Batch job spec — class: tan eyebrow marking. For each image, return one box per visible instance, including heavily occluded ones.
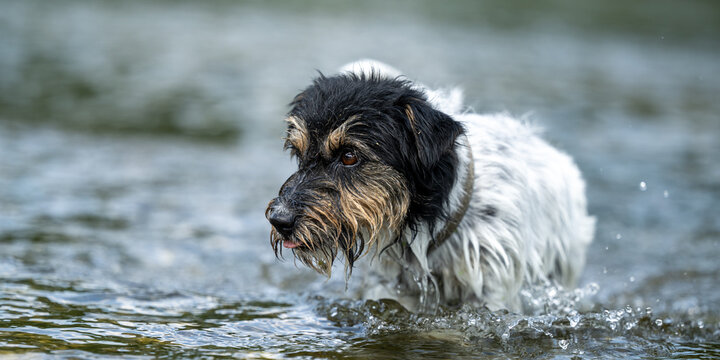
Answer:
[284,116,308,156]
[323,115,364,157]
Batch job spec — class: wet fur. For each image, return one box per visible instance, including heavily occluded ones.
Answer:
[267,60,595,312]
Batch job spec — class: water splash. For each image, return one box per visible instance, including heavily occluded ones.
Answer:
[313,283,719,358]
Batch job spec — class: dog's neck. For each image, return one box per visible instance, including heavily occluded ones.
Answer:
[427,134,474,255]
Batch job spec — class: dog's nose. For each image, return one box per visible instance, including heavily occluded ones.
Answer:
[268,206,296,236]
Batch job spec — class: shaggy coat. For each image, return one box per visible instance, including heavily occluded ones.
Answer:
[267,60,595,312]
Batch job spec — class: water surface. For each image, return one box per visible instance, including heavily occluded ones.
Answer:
[1,1,719,358]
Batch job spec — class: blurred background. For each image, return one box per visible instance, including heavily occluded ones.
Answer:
[1,0,719,358]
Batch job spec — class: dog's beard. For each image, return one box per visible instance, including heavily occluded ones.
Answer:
[269,164,410,278]
[269,203,345,276]
[271,227,358,278]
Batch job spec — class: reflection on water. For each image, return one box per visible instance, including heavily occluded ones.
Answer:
[1,0,719,358]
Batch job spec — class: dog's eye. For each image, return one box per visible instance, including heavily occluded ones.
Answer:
[340,151,358,166]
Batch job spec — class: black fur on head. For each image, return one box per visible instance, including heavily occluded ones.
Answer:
[266,71,464,277]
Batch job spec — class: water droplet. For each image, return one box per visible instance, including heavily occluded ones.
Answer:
[501,332,510,341]
[568,311,581,328]
[629,276,635,282]
[558,339,569,350]
[663,190,669,198]
[639,181,647,191]
[615,233,622,240]
[587,283,599,294]
[605,246,609,251]
[697,320,704,329]
[602,267,607,274]
[655,319,663,326]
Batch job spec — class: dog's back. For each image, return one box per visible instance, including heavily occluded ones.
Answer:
[453,112,595,310]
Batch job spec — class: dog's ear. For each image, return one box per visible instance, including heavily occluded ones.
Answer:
[398,97,464,169]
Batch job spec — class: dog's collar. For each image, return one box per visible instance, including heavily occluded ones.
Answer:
[427,136,475,255]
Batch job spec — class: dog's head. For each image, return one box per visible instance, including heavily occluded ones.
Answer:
[266,72,464,277]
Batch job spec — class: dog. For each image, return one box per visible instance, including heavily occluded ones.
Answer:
[266,60,595,312]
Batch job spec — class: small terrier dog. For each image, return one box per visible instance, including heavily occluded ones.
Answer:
[266,60,594,312]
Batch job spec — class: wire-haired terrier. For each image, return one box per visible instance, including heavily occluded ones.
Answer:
[266,60,595,312]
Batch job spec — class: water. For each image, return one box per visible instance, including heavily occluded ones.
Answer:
[1,0,719,358]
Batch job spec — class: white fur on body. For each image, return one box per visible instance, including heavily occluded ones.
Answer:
[343,60,595,312]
